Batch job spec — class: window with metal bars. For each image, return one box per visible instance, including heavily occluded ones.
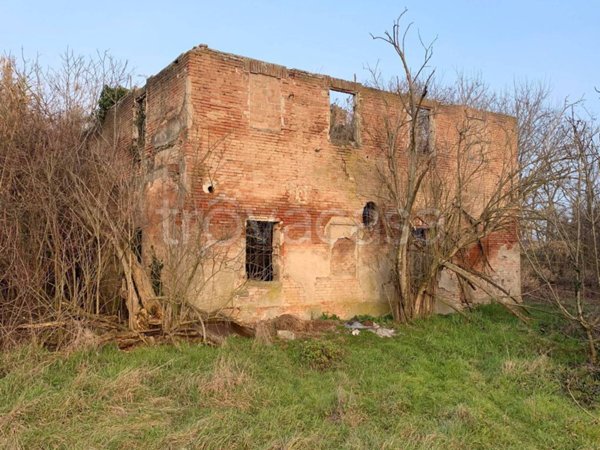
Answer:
[245,220,276,281]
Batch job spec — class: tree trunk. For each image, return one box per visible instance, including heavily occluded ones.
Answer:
[113,240,162,331]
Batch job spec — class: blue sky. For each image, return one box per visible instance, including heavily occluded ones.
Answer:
[2,0,598,114]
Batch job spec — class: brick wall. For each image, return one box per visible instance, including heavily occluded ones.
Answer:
[104,46,520,322]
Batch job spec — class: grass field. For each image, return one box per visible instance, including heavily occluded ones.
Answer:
[0,305,598,449]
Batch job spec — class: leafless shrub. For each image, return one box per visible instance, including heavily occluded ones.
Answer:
[368,11,527,322]
[0,52,243,349]
[0,53,132,347]
[520,110,600,363]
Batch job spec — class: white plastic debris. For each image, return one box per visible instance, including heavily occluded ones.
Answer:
[344,321,370,330]
[345,319,396,338]
[373,328,395,338]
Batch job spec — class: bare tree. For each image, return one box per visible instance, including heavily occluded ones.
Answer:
[521,110,600,363]
[0,53,132,346]
[0,53,246,349]
[369,12,530,322]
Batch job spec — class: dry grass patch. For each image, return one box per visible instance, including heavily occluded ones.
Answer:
[188,355,255,409]
[502,354,551,376]
[327,385,365,427]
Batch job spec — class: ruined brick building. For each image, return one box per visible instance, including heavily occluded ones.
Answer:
[102,46,520,322]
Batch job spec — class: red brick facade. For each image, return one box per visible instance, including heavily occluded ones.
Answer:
[102,46,520,321]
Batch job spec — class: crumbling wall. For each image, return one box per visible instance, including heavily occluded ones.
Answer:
[181,47,519,321]
[107,46,520,321]
[140,54,190,263]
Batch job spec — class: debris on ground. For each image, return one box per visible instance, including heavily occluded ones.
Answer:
[257,314,395,340]
[250,314,339,342]
[373,327,395,338]
[276,330,296,340]
[344,319,396,338]
[345,321,370,330]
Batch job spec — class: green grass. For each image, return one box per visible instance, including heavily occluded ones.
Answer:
[1,305,598,449]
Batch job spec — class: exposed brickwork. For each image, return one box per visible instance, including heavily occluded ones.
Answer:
[103,46,520,321]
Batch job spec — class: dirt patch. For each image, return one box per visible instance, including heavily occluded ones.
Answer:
[273,314,307,332]
[252,315,339,341]
[306,320,338,333]
[203,320,255,338]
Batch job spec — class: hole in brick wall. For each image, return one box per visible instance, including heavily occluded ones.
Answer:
[246,220,276,281]
[329,90,356,144]
[203,181,215,194]
[409,227,434,293]
[362,201,378,227]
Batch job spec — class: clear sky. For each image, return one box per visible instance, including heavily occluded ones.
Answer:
[2,0,598,114]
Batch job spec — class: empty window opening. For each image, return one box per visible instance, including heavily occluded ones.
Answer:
[246,220,276,281]
[416,107,431,153]
[149,249,164,297]
[412,227,428,243]
[132,228,143,263]
[362,201,378,227]
[132,94,146,163]
[329,90,356,144]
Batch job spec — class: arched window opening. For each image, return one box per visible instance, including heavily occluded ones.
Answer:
[362,201,378,227]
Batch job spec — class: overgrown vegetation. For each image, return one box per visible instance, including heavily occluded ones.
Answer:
[0,53,239,349]
[295,339,345,370]
[96,84,129,121]
[368,13,528,323]
[0,305,597,449]
[0,11,597,371]
[0,53,136,348]
[367,11,599,363]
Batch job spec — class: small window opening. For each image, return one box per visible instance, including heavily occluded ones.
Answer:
[412,227,428,243]
[329,90,356,144]
[416,107,431,153]
[362,201,378,227]
[149,247,163,297]
[132,228,143,263]
[133,94,146,162]
[245,220,276,281]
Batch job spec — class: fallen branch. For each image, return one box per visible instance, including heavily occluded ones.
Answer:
[16,321,68,330]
